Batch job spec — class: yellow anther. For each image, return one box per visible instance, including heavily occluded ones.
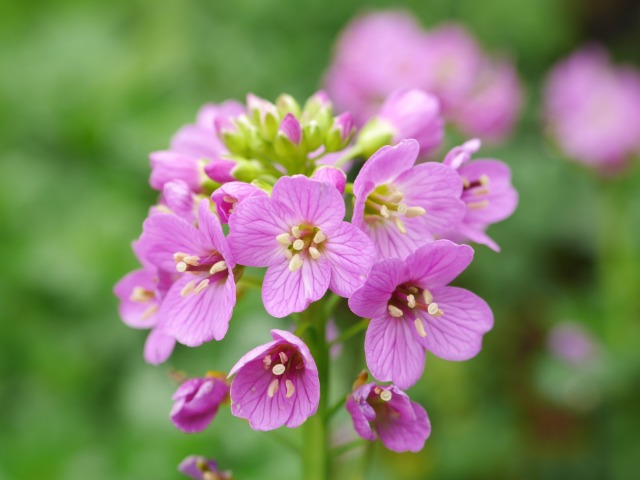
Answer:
[267,379,279,398]
[288,254,303,272]
[276,233,292,245]
[422,289,433,304]
[405,206,426,217]
[461,177,471,189]
[388,191,404,203]
[467,200,490,209]
[479,174,490,186]
[129,286,154,303]
[292,239,305,250]
[140,304,158,321]
[388,305,403,318]
[285,379,295,398]
[263,355,272,368]
[407,294,416,308]
[183,255,200,266]
[222,194,236,203]
[414,318,427,338]
[279,351,288,363]
[194,279,210,294]
[313,231,326,244]
[373,387,382,395]
[309,246,321,260]
[209,260,227,275]
[180,280,197,297]
[473,187,490,196]
[291,226,301,238]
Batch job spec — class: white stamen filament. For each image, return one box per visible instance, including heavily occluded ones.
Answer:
[267,379,279,398]
[313,231,326,244]
[176,261,187,273]
[272,364,286,376]
[414,318,427,338]
[276,233,292,245]
[427,302,439,315]
[309,246,321,260]
[285,380,295,398]
[388,305,403,318]
[394,217,406,234]
[291,226,301,238]
[292,239,305,250]
[407,294,416,308]
[279,351,288,363]
[467,200,490,209]
[380,205,390,218]
[180,280,197,297]
[422,289,433,304]
[380,390,393,402]
[194,279,210,294]
[209,260,227,275]
[404,206,426,217]
[288,254,303,272]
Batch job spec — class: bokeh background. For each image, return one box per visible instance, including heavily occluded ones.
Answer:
[1,0,639,479]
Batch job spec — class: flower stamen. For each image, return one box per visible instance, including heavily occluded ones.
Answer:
[267,379,279,398]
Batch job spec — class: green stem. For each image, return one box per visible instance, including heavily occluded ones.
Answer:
[326,396,347,421]
[300,301,330,480]
[331,439,366,458]
[331,318,370,346]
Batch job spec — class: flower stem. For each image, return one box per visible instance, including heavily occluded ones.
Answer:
[330,318,370,346]
[300,301,330,480]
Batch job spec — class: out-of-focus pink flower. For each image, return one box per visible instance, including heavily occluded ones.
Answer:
[544,47,640,173]
[548,322,600,366]
[171,375,230,433]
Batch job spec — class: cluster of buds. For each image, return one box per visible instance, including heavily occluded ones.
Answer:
[115,87,517,476]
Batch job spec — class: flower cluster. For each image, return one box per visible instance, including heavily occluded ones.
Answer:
[114,87,517,473]
[324,10,523,143]
[543,46,640,174]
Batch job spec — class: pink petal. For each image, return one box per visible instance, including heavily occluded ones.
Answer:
[262,257,331,318]
[405,240,474,288]
[362,217,435,260]
[285,370,320,428]
[376,399,431,452]
[324,223,376,297]
[271,176,345,231]
[113,269,158,329]
[417,286,493,361]
[365,316,426,389]
[348,257,406,319]
[196,200,235,267]
[143,328,176,365]
[354,140,420,190]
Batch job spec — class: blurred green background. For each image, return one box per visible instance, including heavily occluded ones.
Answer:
[1,0,639,478]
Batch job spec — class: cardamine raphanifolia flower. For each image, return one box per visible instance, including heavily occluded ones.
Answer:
[547,322,600,366]
[139,199,236,346]
[356,88,444,157]
[150,101,244,192]
[443,139,518,252]
[171,375,230,433]
[346,382,431,452]
[324,10,522,142]
[210,181,267,224]
[227,175,375,317]
[349,240,493,388]
[179,455,232,480]
[229,330,319,430]
[352,139,465,260]
[543,46,640,173]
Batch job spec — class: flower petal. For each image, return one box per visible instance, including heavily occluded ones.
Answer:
[196,199,235,267]
[376,398,431,452]
[354,140,419,191]
[405,240,474,288]
[143,328,176,365]
[348,257,406,319]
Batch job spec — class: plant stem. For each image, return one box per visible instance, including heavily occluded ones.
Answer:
[331,318,370,346]
[300,301,330,480]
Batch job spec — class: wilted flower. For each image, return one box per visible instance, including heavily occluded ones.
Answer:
[229,330,319,430]
[346,382,431,452]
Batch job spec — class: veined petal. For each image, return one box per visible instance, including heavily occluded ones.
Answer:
[348,257,406,319]
[196,199,235,268]
[354,140,419,190]
[375,398,431,452]
[365,316,426,389]
[285,369,320,428]
[262,257,331,318]
[324,222,376,297]
[363,218,434,260]
[271,329,317,372]
[113,269,159,329]
[228,339,279,377]
[405,240,474,288]
[456,223,501,252]
[271,176,345,230]
[161,274,236,346]
[346,396,377,441]
[227,196,295,267]
[143,328,176,365]
[417,286,493,360]
[149,151,201,193]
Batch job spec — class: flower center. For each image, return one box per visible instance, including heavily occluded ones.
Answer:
[128,286,158,321]
[386,283,444,338]
[461,174,491,210]
[275,224,326,272]
[173,251,228,297]
[262,346,304,399]
[363,184,425,233]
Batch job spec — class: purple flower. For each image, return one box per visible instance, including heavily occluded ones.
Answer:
[229,329,320,430]
[443,139,518,251]
[178,455,231,480]
[227,175,375,317]
[311,166,347,194]
[548,322,600,366]
[346,382,431,452]
[139,199,236,346]
[376,88,444,157]
[171,375,230,433]
[211,181,268,224]
[349,240,493,388]
[352,139,465,260]
[544,46,640,173]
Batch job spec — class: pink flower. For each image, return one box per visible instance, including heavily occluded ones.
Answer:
[311,166,347,194]
[352,139,465,260]
[349,240,493,388]
[543,46,640,173]
[229,330,320,430]
[376,88,444,157]
[139,199,236,346]
[443,139,518,251]
[149,102,244,192]
[171,375,230,433]
[178,455,231,480]
[548,322,600,366]
[210,181,268,224]
[227,175,375,317]
[346,382,431,452]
